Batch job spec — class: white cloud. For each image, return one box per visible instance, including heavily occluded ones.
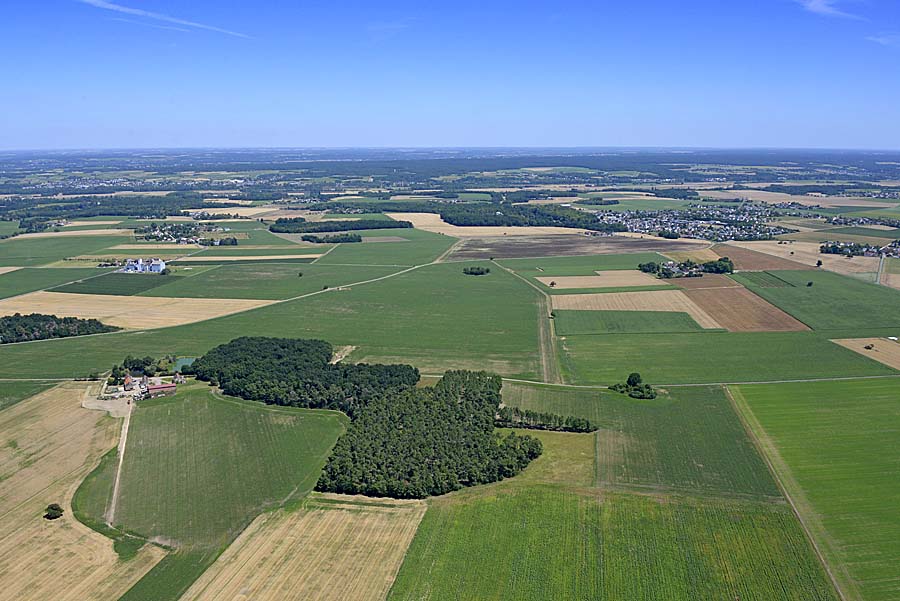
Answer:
[79,0,249,38]
[796,0,864,20]
[109,17,190,34]
[866,33,900,47]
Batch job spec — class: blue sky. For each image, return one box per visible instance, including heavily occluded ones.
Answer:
[1,0,898,149]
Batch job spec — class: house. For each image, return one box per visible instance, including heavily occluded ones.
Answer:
[123,258,166,274]
[123,374,134,391]
[146,383,177,398]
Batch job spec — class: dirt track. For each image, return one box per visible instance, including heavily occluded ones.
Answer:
[0,382,163,601]
[181,494,426,601]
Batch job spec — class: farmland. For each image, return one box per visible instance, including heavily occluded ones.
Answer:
[553,309,705,335]
[0,267,110,299]
[732,379,900,601]
[76,384,347,600]
[0,235,132,267]
[53,273,182,296]
[551,290,723,329]
[0,380,55,411]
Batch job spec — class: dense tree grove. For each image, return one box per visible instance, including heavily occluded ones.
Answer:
[300,233,363,243]
[495,406,597,433]
[638,257,734,278]
[0,313,118,344]
[610,372,657,399]
[0,192,232,223]
[462,266,490,275]
[316,371,543,498]
[185,337,419,417]
[269,218,412,234]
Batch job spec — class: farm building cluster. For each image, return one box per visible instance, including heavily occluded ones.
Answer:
[121,257,166,273]
[102,373,185,402]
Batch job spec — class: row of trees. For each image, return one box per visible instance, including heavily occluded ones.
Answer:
[0,313,118,344]
[185,337,420,417]
[495,406,597,433]
[269,218,412,234]
[300,233,362,243]
[462,266,490,276]
[316,371,543,498]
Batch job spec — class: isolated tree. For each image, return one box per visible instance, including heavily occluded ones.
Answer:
[626,372,643,387]
[816,259,823,267]
[298,271,303,277]
[807,281,814,287]
[43,503,63,520]
[549,281,557,288]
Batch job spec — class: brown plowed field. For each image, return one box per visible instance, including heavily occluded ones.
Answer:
[551,290,722,329]
[682,288,809,332]
[181,494,426,601]
[671,274,743,289]
[0,382,164,601]
[831,338,900,370]
[713,244,810,271]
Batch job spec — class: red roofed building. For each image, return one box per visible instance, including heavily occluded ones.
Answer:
[146,383,177,398]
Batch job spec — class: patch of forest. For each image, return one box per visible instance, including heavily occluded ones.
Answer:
[269,218,412,234]
[0,312,119,344]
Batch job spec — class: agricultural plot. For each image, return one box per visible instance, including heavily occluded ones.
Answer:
[12,228,134,239]
[451,234,706,260]
[0,291,275,330]
[831,338,900,370]
[727,241,880,276]
[559,331,896,385]
[553,310,705,335]
[386,211,587,237]
[0,261,543,379]
[551,290,722,329]
[0,266,108,299]
[181,494,426,601]
[732,379,900,601]
[0,380,54,411]
[501,253,669,275]
[730,270,794,288]
[0,234,131,267]
[388,486,836,601]
[52,273,181,296]
[738,270,900,330]
[682,287,809,332]
[536,271,664,289]
[712,243,809,271]
[314,228,457,266]
[172,254,321,263]
[827,226,900,239]
[77,385,347,601]
[502,383,779,497]
[669,273,742,289]
[0,382,164,601]
[140,263,402,300]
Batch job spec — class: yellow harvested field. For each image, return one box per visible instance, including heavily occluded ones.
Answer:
[727,240,880,275]
[613,231,709,245]
[11,229,134,239]
[536,271,665,289]
[110,244,201,250]
[0,291,274,329]
[0,382,164,601]
[181,494,426,601]
[386,212,587,237]
[0,267,22,276]
[175,254,322,262]
[702,189,894,208]
[663,248,722,263]
[831,338,900,370]
[62,220,123,227]
[184,206,277,217]
[551,290,722,329]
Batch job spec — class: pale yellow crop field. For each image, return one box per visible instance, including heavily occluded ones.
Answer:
[0,291,274,329]
[0,382,164,601]
[181,494,426,601]
[536,271,665,289]
[727,240,880,275]
[831,338,900,370]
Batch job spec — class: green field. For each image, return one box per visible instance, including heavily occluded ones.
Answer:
[52,272,180,295]
[739,270,900,330]
[388,486,836,601]
[0,261,542,378]
[188,244,327,257]
[0,266,110,299]
[0,234,131,266]
[76,384,347,601]
[138,262,402,299]
[0,380,54,411]
[575,198,692,211]
[732,379,900,601]
[730,270,795,288]
[554,309,705,335]
[315,228,457,266]
[500,252,667,276]
[503,383,778,497]
[559,331,896,385]
[826,226,900,239]
[0,221,20,237]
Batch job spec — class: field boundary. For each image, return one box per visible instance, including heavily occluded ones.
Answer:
[105,401,132,526]
[726,385,856,601]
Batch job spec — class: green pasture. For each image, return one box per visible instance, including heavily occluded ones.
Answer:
[0,380,54,412]
[315,228,457,266]
[52,272,179,296]
[502,383,778,497]
[827,226,900,239]
[732,378,900,601]
[559,331,896,385]
[729,271,795,288]
[553,310,705,335]
[499,252,666,278]
[0,221,20,237]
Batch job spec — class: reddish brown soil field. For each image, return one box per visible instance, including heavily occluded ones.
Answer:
[682,287,809,332]
[713,244,810,271]
[671,274,743,289]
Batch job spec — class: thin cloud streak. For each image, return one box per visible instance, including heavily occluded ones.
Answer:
[79,0,249,38]
[109,17,190,34]
[867,33,900,47]
[796,0,865,20]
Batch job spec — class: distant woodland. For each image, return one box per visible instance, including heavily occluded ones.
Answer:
[0,313,119,344]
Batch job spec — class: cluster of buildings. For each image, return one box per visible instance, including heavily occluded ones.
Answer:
[588,204,794,241]
[103,373,185,402]
[820,240,900,259]
[122,258,166,273]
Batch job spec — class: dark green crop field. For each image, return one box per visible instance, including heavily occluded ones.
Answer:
[732,379,900,601]
[554,309,705,335]
[388,487,836,601]
[0,235,131,267]
[503,382,778,497]
[52,272,180,295]
[0,266,110,299]
[740,270,900,330]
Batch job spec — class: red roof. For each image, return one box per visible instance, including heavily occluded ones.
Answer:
[147,383,177,391]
